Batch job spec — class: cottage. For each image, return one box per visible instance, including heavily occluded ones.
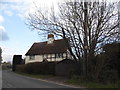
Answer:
[25,34,72,64]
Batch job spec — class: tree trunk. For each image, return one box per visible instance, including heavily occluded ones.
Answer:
[83,2,88,78]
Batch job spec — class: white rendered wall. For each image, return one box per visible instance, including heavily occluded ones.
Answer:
[25,55,43,64]
[25,51,72,64]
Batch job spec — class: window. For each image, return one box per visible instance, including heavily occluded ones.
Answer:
[55,53,63,58]
[29,55,35,60]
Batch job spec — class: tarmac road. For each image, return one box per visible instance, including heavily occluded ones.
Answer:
[0,66,2,89]
[2,70,86,90]
[2,70,72,88]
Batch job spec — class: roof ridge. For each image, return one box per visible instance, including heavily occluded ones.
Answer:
[33,38,64,44]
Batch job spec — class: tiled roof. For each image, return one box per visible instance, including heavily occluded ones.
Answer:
[25,39,68,55]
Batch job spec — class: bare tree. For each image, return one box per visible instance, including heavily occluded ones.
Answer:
[26,0,119,77]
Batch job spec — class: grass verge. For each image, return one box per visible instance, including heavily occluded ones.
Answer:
[65,78,119,88]
[15,71,54,79]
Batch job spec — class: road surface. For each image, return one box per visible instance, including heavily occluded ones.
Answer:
[0,66,2,89]
[2,70,79,89]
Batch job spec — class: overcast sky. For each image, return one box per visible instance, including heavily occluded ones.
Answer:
[0,0,118,63]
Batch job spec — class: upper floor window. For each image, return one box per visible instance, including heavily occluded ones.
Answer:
[29,55,35,60]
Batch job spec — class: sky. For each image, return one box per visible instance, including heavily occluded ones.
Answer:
[0,0,62,63]
[0,0,118,63]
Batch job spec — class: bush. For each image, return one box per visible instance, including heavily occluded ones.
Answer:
[16,62,56,75]
[98,69,118,84]
[16,64,26,72]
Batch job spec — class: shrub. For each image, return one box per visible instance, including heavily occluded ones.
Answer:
[98,69,118,84]
[16,64,26,72]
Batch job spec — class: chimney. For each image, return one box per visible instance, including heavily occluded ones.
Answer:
[48,34,54,39]
[47,34,54,44]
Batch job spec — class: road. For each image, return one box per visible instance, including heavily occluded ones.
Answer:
[0,66,2,89]
[2,70,80,89]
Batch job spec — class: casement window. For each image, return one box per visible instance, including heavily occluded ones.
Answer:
[60,53,63,58]
[55,53,63,58]
[47,54,52,59]
[29,55,35,60]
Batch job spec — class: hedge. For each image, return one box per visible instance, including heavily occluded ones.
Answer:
[16,62,56,75]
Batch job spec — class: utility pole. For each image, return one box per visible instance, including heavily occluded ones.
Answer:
[0,47,2,65]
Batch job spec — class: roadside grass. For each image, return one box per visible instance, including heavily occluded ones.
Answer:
[15,71,54,79]
[15,71,119,88]
[65,78,119,88]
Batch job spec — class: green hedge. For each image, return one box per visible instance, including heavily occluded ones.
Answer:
[16,62,55,75]
[98,69,119,84]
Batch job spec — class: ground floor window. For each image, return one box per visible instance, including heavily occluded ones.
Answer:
[29,55,35,60]
[55,53,63,58]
